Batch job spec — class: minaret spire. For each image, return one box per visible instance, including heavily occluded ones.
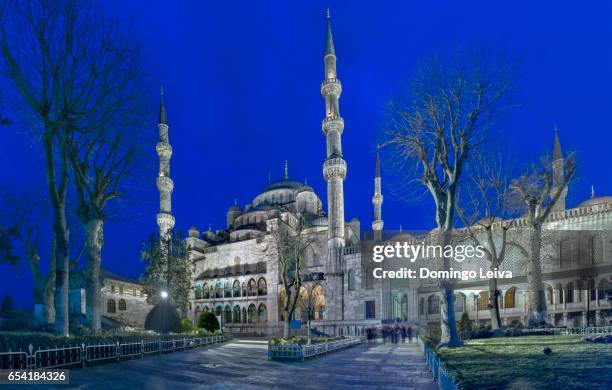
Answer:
[325,8,335,56]
[321,9,347,316]
[156,88,175,242]
[551,126,567,211]
[284,160,289,179]
[372,145,384,241]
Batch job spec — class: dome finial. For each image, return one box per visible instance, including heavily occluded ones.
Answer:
[284,160,289,179]
[158,85,168,125]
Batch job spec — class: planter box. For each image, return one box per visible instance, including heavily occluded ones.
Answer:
[268,337,364,361]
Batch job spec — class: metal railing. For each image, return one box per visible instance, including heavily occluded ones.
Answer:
[0,334,231,370]
[418,337,460,390]
[268,336,364,360]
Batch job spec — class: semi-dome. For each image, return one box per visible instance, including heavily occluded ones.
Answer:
[578,196,612,208]
[264,178,305,191]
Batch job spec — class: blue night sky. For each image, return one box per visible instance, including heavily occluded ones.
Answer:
[1,1,611,307]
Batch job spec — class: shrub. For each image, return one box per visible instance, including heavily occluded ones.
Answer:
[458,312,473,340]
[197,312,220,332]
[181,319,193,333]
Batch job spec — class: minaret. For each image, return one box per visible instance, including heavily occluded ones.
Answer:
[551,126,567,211]
[321,9,346,273]
[156,88,175,241]
[372,145,384,241]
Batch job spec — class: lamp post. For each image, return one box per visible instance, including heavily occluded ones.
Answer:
[474,295,480,327]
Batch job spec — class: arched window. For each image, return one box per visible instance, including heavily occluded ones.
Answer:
[233,305,241,323]
[258,303,267,323]
[203,306,209,313]
[195,283,202,299]
[312,285,325,320]
[478,291,489,310]
[427,295,440,315]
[233,280,241,297]
[215,281,222,298]
[225,305,232,324]
[209,285,215,300]
[454,293,465,313]
[347,269,355,291]
[203,283,210,299]
[504,287,516,309]
[215,305,222,317]
[313,255,321,267]
[107,299,116,313]
[118,299,127,311]
[419,297,425,315]
[248,304,256,323]
[224,281,232,298]
[242,282,247,297]
[257,278,267,295]
[247,278,257,296]
[242,307,247,323]
[557,283,564,304]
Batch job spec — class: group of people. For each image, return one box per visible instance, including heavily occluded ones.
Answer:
[365,325,418,344]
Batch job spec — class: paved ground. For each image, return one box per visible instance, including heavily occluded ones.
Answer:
[25,339,436,390]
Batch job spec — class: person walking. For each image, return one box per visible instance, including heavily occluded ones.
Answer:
[401,326,406,343]
[407,326,413,343]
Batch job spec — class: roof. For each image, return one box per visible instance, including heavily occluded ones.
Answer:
[578,196,612,208]
[263,178,305,191]
[158,88,168,125]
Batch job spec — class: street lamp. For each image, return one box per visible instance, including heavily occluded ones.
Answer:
[160,290,169,299]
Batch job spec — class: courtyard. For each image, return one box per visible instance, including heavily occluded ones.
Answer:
[23,338,436,389]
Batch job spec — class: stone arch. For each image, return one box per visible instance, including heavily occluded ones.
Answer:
[545,283,554,304]
[118,299,127,311]
[258,303,268,323]
[107,299,116,313]
[419,297,425,316]
[257,277,267,295]
[224,305,232,324]
[224,281,232,298]
[311,284,325,320]
[233,280,241,297]
[247,278,257,296]
[248,303,256,323]
[427,294,439,315]
[233,305,241,323]
[215,305,222,317]
[401,294,408,320]
[454,293,465,313]
[194,282,203,299]
[242,307,247,323]
[477,291,489,310]
[504,287,517,309]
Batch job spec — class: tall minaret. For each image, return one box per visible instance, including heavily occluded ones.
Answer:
[321,9,346,273]
[372,145,384,241]
[551,126,567,211]
[156,88,175,241]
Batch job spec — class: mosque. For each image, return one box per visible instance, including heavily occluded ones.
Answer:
[152,12,612,336]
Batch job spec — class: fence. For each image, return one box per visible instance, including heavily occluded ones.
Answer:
[0,334,231,370]
[268,337,364,361]
[516,325,612,336]
[417,337,460,390]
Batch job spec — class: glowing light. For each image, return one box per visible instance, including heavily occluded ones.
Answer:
[160,290,169,299]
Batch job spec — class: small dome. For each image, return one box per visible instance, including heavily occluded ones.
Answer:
[578,196,612,208]
[308,215,328,227]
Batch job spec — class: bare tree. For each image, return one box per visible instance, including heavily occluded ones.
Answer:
[265,214,315,339]
[382,48,517,346]
[457,154,517,332]
[511,153,575,326]
[0,0,143,335]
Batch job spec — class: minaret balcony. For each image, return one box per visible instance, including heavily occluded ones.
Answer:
[321,78,342,96]
[322,115,344,133]
[372,220,384,231]
[156,142,173,160]
[323,157,347,181]
[156,176,174,192]
[156,212,176,230]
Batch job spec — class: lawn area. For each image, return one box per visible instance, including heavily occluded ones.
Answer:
[436,335,612,389]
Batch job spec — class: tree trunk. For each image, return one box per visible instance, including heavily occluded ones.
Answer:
[44,235,57,325]
[489,277,502,332]
[527,224,547,326]
[85,219,103,332]
[307,318,312,345]
[53,206,70,336]
[283,314,291,339]
[438,230,462,347]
